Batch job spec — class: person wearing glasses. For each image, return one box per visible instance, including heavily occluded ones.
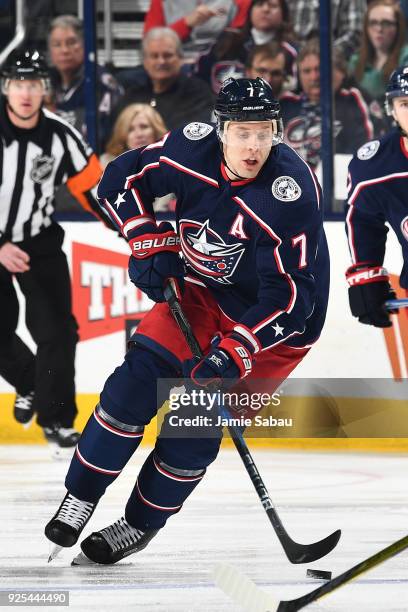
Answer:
[195,0,297,95]
[47,15,123,150]
[280,39,374,170]
[349,0,408,103]
[245,41,289,98]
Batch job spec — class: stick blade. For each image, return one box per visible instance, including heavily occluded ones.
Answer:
[213,563,279,612]
[285,528,341,564]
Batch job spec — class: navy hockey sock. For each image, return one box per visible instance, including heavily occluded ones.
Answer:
[125,451,206,529]
[65,403,145,502]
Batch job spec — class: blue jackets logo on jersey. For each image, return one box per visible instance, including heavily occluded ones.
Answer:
[272,176,302,202]
[357,140,380,160]
[183,122,214,140]
[30,154,55,183]
[180,219,245,284]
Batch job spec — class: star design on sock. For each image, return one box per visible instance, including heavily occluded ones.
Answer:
[114,192,126,209]
[272,322,284,337]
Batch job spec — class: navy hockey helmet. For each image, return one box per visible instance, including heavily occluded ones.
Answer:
[385,65,408,115]
[214,77,283,146]
[1,49,50,93]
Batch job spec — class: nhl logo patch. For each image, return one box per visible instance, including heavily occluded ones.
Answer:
[183,122,213,140]
[401,215,408,242]
[272,176,301,202]
[30,154,55,183]
[357,140,380,160]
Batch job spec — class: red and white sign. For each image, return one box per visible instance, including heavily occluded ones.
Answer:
[71,241,151,341]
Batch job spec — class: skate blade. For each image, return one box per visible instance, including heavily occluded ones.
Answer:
[48,543,63,563]
[71,552,95,566]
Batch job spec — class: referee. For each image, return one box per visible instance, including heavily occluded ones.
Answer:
[0,49,110,451]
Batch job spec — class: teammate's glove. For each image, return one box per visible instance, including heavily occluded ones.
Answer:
[128,221,185,302]
[346,263,396,328]
[183,332,255,386]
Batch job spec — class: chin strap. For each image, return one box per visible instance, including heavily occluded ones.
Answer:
[220,149,248,181]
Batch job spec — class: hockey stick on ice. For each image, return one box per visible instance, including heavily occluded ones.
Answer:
[214,532,408,611]
[164,280,341,564]
[385,298,408,310]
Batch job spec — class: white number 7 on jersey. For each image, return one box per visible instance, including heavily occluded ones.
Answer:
[292,233,307,268]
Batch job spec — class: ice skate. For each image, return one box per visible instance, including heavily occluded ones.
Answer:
[45,492,97,561]
[43,424,80,459]
[13,391,34,426]
[73,517,159,565]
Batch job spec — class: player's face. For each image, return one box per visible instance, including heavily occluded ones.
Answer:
[6,79,44,119]
[223,121,273,179]
[49,26,84,74]
[246,53,286,98]
[392,96,408,134]
[367,5,398,53]
[299,54,320,103]
[126,113,155,149]
[251,0,283,32]
[143,37,182,86]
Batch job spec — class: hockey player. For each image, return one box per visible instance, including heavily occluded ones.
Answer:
[345,65,408,327]
[45,77,330,564]
[0,50,112,448]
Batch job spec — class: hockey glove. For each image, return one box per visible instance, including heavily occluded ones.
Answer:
[128,221,185,303]
[346,263,396,328]
[182,332,255,387]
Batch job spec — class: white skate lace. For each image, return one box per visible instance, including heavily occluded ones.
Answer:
[15,392,34,411]
[57,494,95,530]
[100,517,144,552]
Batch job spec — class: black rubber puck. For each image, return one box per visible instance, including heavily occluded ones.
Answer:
[306,568,332,580]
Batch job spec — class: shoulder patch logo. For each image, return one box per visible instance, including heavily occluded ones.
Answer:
[357,140,380,160]
[401,216,408,242]
[272,176,301,202]
[183,122,213,140]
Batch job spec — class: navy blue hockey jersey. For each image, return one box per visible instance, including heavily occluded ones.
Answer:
[346,130,408,289]
[98,122,330,351]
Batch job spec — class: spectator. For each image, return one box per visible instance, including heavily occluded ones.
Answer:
[48,15,123,150]
[143,0,251,60]
[113,28,214,130]
[102,103,174,212]
[349,0,408,101]
[286,0,366,57]
[196,0,297,95]
[102,103,167,166]
[280,39,374,169]
[245,41,289,97]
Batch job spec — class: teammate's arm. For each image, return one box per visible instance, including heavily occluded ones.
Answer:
[345,168,395,327]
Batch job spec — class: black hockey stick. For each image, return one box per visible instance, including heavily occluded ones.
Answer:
[214,532,408,610]
[164,280,341,564]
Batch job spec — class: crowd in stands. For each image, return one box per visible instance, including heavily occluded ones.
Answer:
[5,0,408,211]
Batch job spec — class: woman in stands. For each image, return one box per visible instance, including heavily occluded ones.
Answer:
[195,0,297,95]
[349,0,408,102]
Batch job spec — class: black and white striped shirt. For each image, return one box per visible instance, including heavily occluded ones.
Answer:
[0,98,104,246]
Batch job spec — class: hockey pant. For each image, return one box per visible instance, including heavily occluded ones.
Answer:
[65,345,222,530]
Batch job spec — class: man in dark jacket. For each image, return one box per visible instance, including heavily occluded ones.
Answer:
[114,27,214,130]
